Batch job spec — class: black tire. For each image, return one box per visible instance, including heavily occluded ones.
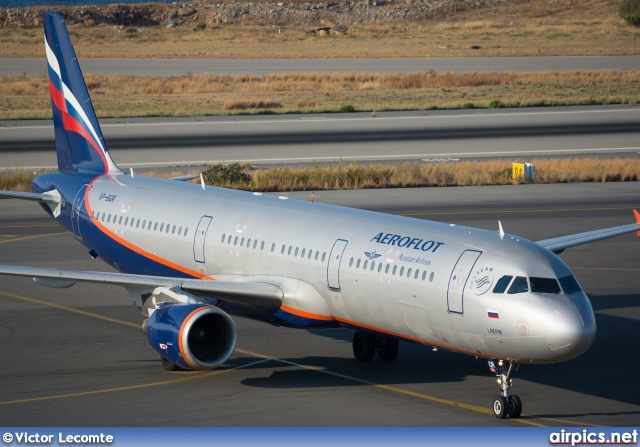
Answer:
[352,331,376,361]
[493,395,507,419]
[376,337,399,361]
[161,356,181,371]
[507,394,522,418]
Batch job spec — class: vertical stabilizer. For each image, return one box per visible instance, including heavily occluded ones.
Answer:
[42,11,120,174]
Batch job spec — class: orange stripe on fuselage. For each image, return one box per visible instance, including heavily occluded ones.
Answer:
[84,177,213,280]
[279,305,336,321]
[334,315,489,358]
[280,303,492,358]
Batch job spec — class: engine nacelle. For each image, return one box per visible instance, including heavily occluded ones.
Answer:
[145,303,237,370]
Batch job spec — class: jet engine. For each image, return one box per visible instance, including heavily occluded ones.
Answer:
[145,303,237,370]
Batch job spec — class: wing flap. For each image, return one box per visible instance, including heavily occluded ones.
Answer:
[536,209,640,253]
[0,265,283,308]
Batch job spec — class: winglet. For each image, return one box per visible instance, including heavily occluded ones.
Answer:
[498,221,504,240]
[200,173,206,191]
[634,209,640,236]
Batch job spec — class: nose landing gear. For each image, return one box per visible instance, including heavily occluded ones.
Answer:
[489,359,522,419]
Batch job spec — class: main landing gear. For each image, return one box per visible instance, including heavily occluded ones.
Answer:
[352,331,399,362]
[161,356,181,371]
[489,359,522,419]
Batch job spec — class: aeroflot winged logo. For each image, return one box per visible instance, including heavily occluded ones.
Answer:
[371,232,445,253]
[364,251,382,260]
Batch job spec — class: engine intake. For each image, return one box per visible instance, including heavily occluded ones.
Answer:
[145,303,237,370]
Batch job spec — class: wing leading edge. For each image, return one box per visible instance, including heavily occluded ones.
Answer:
[536,209,640,254]
[0,265,283,309]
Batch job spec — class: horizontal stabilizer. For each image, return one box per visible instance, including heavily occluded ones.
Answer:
[170,174,199,182]
[0,190,61,204]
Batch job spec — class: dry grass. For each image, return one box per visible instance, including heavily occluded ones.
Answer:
[2,159,638,193]
[0,0,637,59]
[1,70,638,119]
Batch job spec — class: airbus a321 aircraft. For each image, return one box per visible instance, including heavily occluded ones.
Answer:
[1,11,639,419]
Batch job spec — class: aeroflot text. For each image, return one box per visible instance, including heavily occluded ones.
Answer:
[9,432,113,444]
[371,233,445,252]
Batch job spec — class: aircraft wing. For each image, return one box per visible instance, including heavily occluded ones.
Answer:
[536,209,640,254]
[0,265,283,309]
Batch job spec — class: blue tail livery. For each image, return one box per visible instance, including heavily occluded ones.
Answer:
[43,11,120,174]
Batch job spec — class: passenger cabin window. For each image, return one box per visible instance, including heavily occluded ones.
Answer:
[493,275,513,294]
[349,258,354,267]
[184,228,188,237]
[507,276,529,294]
[559,275,582,294]
[385,264,390,274]
[530,277,561,294]
[321,253,326,262]
[378,263,382,273]
[430,272,434,282]
[363,260,368,269]
[356,259,361,268]
[392,265,397,275]
[370,262,375,271]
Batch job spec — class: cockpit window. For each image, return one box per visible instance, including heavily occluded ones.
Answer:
[530,277,561,294]
[507,276,529,294]
[492,275,513,294]
[559,275,582,294]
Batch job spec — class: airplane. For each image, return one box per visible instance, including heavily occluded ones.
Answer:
[1,10,639,420]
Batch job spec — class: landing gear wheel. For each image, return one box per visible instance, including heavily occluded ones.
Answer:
[493,395,508,419]
[375,337,399,361]
[488,359,521,419]
[161,356,181,371]
[507,394,522,418]
[352,331,376,361]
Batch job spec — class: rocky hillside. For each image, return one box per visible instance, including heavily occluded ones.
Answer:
[1,0,515,29]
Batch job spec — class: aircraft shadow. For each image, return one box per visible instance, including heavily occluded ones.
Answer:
[236,292,640,412]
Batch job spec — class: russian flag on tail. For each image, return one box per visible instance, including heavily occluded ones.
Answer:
[487,310,499,319]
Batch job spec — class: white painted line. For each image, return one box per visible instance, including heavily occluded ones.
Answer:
[1,107,639,130]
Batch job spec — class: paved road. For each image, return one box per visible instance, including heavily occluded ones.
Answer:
[0,183,639,426]
[1,106,639,170]
[3,56,640,77]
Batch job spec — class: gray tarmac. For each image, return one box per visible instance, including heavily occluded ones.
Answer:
[3,56,640,77]
[0,182,639,426]
[2,106,639,170]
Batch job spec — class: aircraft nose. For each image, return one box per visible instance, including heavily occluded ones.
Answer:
[544,303,596,360]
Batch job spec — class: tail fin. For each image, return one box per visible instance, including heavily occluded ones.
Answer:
[43,11,120,175]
